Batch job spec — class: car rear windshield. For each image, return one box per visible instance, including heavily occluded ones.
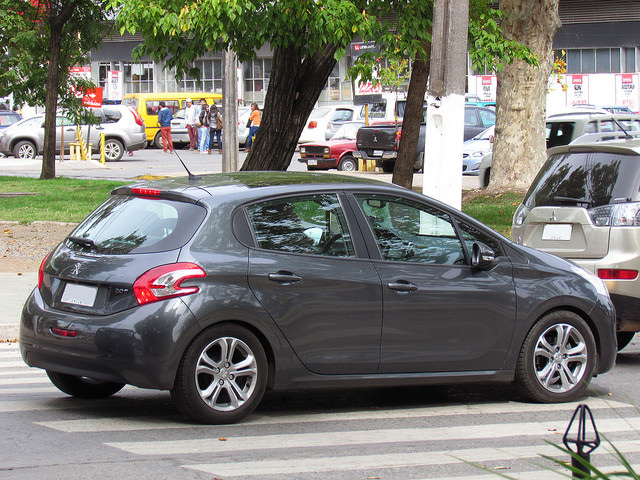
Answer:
[522,150,640,210]
[67,195,207,254]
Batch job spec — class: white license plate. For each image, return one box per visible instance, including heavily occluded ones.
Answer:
[61,283,98,307]
[308,159,317,165]
[373,150,383,156]
[542,224,572,241]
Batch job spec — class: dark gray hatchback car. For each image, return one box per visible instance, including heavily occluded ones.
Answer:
[20,172,617,424]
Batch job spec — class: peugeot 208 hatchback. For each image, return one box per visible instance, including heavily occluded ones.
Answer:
[21,172,617,424]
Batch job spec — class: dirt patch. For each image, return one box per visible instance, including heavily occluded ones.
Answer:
[0,221,77,273]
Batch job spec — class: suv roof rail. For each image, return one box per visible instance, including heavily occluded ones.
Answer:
[569,131,640,145]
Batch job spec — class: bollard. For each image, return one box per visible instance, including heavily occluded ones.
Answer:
[100,133,105,164]
[563,404,600,479]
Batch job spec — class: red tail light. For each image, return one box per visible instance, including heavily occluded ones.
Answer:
[133,263,206,305]
[128,106,144,127]
[394,129,402,150]
[38,253,51,290]
[308,121,317,129]
[598,269,638,280]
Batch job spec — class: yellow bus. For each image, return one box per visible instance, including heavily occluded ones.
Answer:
[121,92,223,147]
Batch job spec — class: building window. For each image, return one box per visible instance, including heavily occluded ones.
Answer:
[625,47,636,73]
[178,60,222,93]
[123,62,153,94]
[243,58,271,105]
[566,48,625,74]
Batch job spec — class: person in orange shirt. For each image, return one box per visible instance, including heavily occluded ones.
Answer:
[245,103,261,152]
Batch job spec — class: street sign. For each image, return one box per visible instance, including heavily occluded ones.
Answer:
[82,88,104,108]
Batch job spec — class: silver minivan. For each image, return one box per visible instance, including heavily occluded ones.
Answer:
[512,140,640,350]
[0,105,146,161]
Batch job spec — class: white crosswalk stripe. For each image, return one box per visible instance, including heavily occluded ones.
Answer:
[2,342,639,480]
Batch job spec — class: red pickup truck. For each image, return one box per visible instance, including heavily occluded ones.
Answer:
[298,122,364,172]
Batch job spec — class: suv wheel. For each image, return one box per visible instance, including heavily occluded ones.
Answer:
[171,324,268,424]
[515,311,596,403]
[13,140,36,159]
[104,139,125,161]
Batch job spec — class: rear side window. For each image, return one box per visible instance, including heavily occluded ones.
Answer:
[0,113,20,127]
[246,194,355,257]
[145,100,180,116]
[546,122,576,148]
[522,151,640,210]
[68,195,206,254]
[102,107,122,123]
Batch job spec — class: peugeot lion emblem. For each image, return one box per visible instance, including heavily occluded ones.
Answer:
[70,264,81,276]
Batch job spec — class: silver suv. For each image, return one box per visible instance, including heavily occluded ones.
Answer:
[0,105,146,161]
[512,140,640,350]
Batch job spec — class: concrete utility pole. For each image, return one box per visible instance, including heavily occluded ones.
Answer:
[423,0,469,210]
[222,47,239,172]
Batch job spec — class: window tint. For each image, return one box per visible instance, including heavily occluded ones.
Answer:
[355,195,465,265]
[546,122,575,148]
[247,194,354,257]
[464,108,478,126]
[522,151,640,210]
[68,196,206,254]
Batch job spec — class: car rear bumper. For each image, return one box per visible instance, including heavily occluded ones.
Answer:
[19,287,200,390]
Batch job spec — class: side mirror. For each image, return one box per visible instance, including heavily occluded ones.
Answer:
[471,242,495,269]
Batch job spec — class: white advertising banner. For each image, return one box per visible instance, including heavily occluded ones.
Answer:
[475,75,496,101]
[567,75,589,106]
[106,71,123,101]
[615,73,639,113]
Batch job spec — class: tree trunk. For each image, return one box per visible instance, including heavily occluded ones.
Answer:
[40,26,63,179]
[392,40,430,190]
[241,44,338,171]
[488,0,561,192]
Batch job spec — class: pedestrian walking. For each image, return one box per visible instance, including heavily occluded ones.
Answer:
[184,98,199,150]
[198,99,210,154]
[208,103,223,153]
[245,103,260,152]
[157,101,174,154]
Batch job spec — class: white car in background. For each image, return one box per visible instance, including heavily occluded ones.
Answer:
[298,105,359,144]
[462,125,494,176]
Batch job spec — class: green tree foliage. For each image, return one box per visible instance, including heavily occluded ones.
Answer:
[0,0,110,178]
[110,0,383,170]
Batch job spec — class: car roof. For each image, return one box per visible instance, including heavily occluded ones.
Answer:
[115,171,403,204]
[546,112,640,121]
[548,138,640,157]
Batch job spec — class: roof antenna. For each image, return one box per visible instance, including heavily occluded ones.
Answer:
[174,150,201,181]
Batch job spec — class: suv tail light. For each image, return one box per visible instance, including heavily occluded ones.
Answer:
[308,121,317,129]
[128,106,144,127]
[133,263,206,305]
[598,269,638,280]
[589,202,640,226]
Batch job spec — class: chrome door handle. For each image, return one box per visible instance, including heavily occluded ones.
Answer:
[267,272,302,284]
[386,281,418,292]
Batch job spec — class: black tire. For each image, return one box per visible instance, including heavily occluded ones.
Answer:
[381,161,394,173]
[46,371,125,399]
[154,131,163,149]
[482,168,491,188]
[616,331,636,351]
[104,138,124,161]
[171,324,268,424]
[13,140,37,160]
[514,311,596,403]
[338,155,357,172]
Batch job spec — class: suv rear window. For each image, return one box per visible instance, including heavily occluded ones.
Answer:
[67,195,206,254]
[522,151,640,210]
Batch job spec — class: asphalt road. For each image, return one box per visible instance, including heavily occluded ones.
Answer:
[2,338,640,479]
[0,146,483,190]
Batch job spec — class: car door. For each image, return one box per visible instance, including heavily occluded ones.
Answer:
[245,193,383,375]
[351,193,517,374]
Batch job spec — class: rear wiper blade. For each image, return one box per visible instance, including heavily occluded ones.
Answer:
[553,196,591,206]
[67,236,95,248]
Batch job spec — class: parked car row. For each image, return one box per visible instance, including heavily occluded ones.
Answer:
[0,105,147,161]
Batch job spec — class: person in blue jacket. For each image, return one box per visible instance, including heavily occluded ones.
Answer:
[157,101,174,154]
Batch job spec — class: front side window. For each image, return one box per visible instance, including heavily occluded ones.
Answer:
[355,195,465,265]
[247,194,355,257]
